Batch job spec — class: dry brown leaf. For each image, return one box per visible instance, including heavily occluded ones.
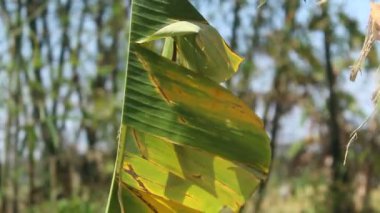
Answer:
[371,2,380,39]
[349,3,379,81]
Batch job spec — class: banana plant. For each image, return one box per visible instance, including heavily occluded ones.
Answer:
[106,0,271,212]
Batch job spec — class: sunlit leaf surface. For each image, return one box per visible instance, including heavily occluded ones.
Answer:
[106,0,271,212]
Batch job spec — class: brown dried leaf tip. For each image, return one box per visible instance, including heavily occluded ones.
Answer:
[350,2,380,81]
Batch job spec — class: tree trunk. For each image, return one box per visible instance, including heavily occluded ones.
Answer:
[322,7,353,211]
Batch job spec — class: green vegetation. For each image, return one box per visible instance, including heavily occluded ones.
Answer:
[1,0,380,212]
[106,0,270,212]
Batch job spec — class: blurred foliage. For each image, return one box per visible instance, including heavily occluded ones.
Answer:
[1,0,380,212]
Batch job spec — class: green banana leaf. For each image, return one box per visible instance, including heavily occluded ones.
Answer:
[137,21,243,83]
[106,0,271,212]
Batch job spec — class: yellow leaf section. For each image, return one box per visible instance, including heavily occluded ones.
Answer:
[125,187,201,213]
[127,128,260,210]
[223,41,244,72]
[121,155,237,212]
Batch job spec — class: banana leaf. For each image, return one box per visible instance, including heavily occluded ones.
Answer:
[106,0,271,212]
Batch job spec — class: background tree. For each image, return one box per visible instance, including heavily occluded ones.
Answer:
[1,0,379,212]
